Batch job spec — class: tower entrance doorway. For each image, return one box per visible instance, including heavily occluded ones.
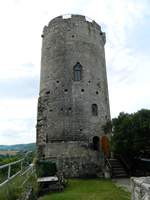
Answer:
[93,136,100,150]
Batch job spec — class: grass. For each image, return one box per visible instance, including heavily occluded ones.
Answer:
[0,171,37,200]
[39,179,131,200]
[0,175,24,200]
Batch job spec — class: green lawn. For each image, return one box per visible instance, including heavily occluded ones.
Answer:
[39,179,131,200]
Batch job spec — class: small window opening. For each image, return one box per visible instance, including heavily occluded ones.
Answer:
[50,109,53,112]
[100,32,103,35]
[60,108,63,111]
[46,135,48,143]
[97,82,101,88]
[73,62,82,81]
[81,89,84,92]
[93,136,100,150]
[68,107,72,111]
[96,91,99,94]
[92,104,98,116]
[46,91,50,95]
[64,89,68,92]
[56,80,59,83]
[72,35,75,38]
[80,129,82,131]
[88,80,91,83]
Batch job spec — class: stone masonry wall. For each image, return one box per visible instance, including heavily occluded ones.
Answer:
[131,177,150,200]
[37,14,110,177]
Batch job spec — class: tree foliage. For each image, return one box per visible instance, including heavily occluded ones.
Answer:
[111,109,150,159]
[102,120,112,134]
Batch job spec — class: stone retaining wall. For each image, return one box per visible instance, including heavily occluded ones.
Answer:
[131,177,150,200]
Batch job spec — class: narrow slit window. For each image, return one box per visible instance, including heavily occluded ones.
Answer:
[73,62,82,81]
[92,104,98,116]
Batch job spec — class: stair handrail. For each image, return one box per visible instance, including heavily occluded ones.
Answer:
[117,154,131,176]
[105,157,112,177]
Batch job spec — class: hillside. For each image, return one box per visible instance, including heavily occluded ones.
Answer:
[0,143,36,152]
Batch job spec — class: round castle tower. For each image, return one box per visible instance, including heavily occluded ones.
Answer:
[37,14,110,177]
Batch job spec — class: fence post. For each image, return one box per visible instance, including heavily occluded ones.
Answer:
[8,164,11,180]
[21,161,23,171]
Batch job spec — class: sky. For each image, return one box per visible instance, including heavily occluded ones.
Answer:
[0,0,150,145]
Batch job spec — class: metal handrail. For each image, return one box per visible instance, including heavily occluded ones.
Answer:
[120,156,130,170]
[105,158,111,169]
[21,164,35,186]
[116,154,131,176]
[0,151,33,187]
[0,158,24,169]
[105,157,112,177]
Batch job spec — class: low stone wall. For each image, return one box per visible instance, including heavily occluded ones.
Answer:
[131,177,150,200]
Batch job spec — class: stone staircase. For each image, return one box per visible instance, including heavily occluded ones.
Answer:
[109,158,128,178]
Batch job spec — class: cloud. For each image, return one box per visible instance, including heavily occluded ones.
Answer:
[0,98,37,144]
[82,0,150,117]
[0,76,39,98]
[0,98,37,120]
[0,129,35,145]
[0,0,150,144]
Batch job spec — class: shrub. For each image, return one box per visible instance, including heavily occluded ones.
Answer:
[111,109,150,159]
[36,160,57,177]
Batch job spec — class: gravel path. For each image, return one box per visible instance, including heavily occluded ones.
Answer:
[113,178,131,192]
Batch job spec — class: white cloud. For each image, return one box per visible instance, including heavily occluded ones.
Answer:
[0,98,37,120]
[0,98,37,144]
[0,0,150,144]
[82,0,150,117]
[0,0,88,80]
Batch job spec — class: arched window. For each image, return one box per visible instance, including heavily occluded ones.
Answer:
[92,104,98,116]
[73,62,82,81]
[93,136,100,150]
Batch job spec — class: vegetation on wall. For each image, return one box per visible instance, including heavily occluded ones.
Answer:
[36,160,57,177]
[102,120,112,134]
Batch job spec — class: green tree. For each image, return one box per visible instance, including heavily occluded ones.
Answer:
[111,109,150,159]
[102,120,112,134]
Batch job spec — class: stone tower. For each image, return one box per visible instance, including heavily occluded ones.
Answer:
[37,14,110,177]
